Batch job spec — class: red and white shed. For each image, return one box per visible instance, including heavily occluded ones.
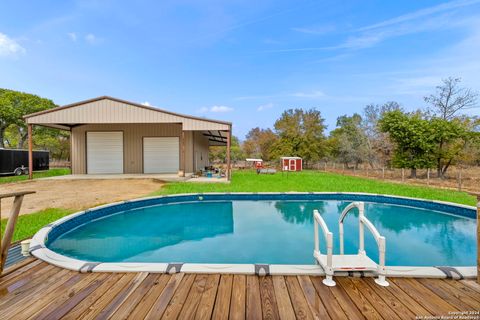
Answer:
[281,157,302,172]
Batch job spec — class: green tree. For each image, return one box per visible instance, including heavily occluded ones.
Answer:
[0,89,57,148]
[329,114,369,168]
[424,78,479,177]
[209,136,244,164]
[379,110,436,178]
[243,127,278,161]
[271,108,326,165]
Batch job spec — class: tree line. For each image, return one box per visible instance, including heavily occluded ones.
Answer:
[1,78,479,178]
[212,77,480,179]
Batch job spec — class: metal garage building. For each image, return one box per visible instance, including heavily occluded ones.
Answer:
[24,96,232,179]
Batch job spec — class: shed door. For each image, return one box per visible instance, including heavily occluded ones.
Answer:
[87,132,123,174]
[289,159,296,171]
[143,137,179,173]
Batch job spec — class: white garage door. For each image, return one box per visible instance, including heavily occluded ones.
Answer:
[87,132,123,174]
[143,137,179,173]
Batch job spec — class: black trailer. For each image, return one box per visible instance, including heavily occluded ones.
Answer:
[0,149,49,175]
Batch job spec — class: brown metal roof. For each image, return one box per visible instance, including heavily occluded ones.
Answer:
[24,96,232,127]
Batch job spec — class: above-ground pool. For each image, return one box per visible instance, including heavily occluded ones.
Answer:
[34,193,476,273]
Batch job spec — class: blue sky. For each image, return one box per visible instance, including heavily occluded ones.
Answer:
[1,0,479,138]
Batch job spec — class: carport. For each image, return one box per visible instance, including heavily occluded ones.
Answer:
[24,96,232,180]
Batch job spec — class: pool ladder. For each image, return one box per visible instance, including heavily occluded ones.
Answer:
[313,202,389,287]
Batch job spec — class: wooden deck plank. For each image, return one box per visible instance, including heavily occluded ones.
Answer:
[0,263,55,296]
[0,264,60,306]
[284,276,314,320]
[297,275,331,320]
[177,274,209,319]
[0,257,37,277]
[362,277,416,320]
[0,259,43,288]
[144,273,185,320]
[419,278,480,310]
[246,275,262,320]
[110,273,161,320]
[259,276,280,320]
[126,274,171,320]
[229,274,246,320]
[195,274,221,320]
[310,276,352,320]
[62,273,125,320]
[390,278,460,315]
[0,260,476,320]
[383,277,431,316]
[212,274,234,320]
[272,276,296,320]
[442,279,480,304]
[23,273,102,320]
[336,277,383,320]
[94,272,149,320]
[161,273,196,320]
[349,277,402,320]
[36,274,108,320]
[78,273,137,320]
[0,270,80,320]
[460,280,480,294]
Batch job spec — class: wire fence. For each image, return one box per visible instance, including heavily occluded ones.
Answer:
[305,162,480,193]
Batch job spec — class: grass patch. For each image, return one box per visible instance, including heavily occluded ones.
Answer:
[0,168,71,184]
[1,208,74,242]
[153,170,476,206]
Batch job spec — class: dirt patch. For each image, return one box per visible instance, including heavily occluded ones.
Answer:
[0,179,164,218]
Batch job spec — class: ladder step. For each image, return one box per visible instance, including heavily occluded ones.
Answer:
[316,253,378,271]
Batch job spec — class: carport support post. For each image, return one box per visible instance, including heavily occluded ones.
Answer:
[226,127,231,180]
[180,131,185,177]
[28,124,33,180]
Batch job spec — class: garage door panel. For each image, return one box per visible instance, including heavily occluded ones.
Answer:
[87,132,123,174]
[143,137,179,173]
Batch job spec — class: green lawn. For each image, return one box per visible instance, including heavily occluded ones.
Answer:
[153,170,476,206]
[1,208,74,242]
[1,169,476,243]
[0,168,70,184]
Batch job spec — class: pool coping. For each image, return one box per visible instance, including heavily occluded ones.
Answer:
[30,192,477,279]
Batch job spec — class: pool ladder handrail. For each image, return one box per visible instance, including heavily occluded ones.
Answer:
[313,201,389,287]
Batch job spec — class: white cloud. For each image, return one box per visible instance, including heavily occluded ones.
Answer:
[291,90,325,98]
[358,0,480,32]
[67,32,77,42]
[0,32,25,57]
[85,33,98,44]
[198,105,234,113]
[210,105,234,112]
[257,103,274,111]
[142,101,151,106]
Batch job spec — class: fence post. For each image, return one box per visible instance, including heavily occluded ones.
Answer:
[477,194,480,284]
[366,166,369,177]
[427,168,430,185]
[382,167,385,179]
[342,164,345,174]
[457,167,462,191]
[324,162,327,172]
[401,168,405,182]
[470,193,480,284]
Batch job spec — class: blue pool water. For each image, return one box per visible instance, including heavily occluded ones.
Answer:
[47,199,476,266]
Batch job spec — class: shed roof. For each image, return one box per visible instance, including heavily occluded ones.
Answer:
[24,96,231,131]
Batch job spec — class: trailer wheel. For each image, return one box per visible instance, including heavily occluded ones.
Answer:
[14,168,23,176]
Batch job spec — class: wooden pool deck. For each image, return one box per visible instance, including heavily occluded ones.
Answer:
[1,258,479,319]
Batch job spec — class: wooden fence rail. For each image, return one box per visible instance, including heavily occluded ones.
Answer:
[0,191,35,275]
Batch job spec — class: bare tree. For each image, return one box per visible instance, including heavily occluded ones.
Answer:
[424,77,478,120]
